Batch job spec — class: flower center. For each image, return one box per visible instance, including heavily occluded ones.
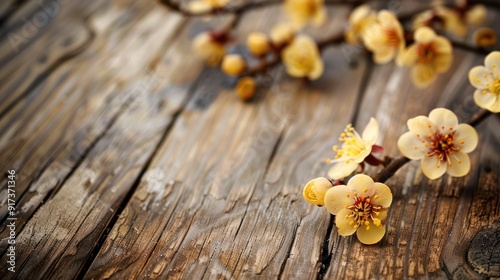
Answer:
[384,28,400,47]
[344,192,383,230]
[488,78,500,95]
[417,43,435,64]
[332,124,366,163]
[426,131,461,167]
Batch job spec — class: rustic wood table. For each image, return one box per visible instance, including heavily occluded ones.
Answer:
[0,0,499,279]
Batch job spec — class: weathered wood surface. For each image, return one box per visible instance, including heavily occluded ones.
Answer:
[0,0,499,279]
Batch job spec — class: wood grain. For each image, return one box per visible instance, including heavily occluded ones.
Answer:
[0,0,499,279]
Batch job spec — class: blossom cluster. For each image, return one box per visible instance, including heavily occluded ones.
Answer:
[188,0,495,102]
[160,0,499,245]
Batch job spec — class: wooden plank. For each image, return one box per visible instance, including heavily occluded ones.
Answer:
[82,5,371,279]
[0,0,192,262]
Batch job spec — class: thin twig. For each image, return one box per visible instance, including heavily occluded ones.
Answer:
[158,0,367,17]
[468,109,492,126]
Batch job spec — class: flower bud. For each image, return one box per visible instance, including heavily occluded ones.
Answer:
[221,54,246,76]
[246,32,271,57]
[270,24,295,47]
[236,77,256,101]
[473,27,497,48]
[302,177,334,206]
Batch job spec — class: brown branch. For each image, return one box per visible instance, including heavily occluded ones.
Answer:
[467,109,492,127]
[158,0,368,17]
[157,0,282,16]
[373,156,410,183]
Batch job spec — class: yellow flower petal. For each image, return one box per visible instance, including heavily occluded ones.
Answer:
[428,108,458,132]
[335,209,358,236]
[411,63,437,88]
[407,115,435,136]
[469,66,494,89]
[328,160,359,180]
[433,37,452,54]
[356,221,386,244]
[446,151,471,177]
[421,155,447,179]
[474,89,500,113]
[361,118,380,146]
[414,26,436,44]
[397,131,428,160]
[485,51,500,78]
[433,53,453,73]
[347,174,375,196]
[372,183,392,207]
[453,124,478,153]
[308,57,324,80]
[324,185,352,215]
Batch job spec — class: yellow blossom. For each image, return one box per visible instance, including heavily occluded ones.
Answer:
[303,177,334,206]
[221,54,246,76]
[397,27,453,88]
[282,35,323,80]
[468,51,500,113]
[397,108,478,180]
[363,10,405,64]
[473,28,497,48]
[324,174,392,245]
[344,4,377,45]
[327,118,379,180]
[246,32,271,57]
[192,32,227,66]
[284,0,326,29]
[236,77,256,101]
[188,0,229,13]
[413,7,466,37]
[270,23,295,47]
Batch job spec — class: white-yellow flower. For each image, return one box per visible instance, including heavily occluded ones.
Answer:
[397,108,478,180]
[344,4,377,45]
[282,35,324,80]
[327,118,380,180]
[324,174,392,245]
[192,31,228,66]
[303,177,334,206]
[397,27,453,88]
[188,0,230,13]
[284,0,326,29]
[363,10,405,64]
[468,51,500,113]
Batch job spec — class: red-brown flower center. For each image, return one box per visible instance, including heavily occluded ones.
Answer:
[347,195,382,227]
[426,131,461,166]
[417,43,436,64]
[385,29,401,47]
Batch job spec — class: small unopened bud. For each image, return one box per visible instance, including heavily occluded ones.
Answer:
[221,54,246,76]
[302,177,334,206]
[270,23,295,47]
[246,32,271,57]
[473,27,497,48]
[236,77,256,101]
